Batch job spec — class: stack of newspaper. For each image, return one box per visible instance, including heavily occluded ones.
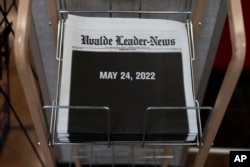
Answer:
[56,15,197,144]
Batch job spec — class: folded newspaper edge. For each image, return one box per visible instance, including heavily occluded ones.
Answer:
[57,15,197,143]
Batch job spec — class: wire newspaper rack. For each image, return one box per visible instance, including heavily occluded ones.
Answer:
[40,1,217,167]
[69,145,184,166]
[14,0,246,166]
[57,0,193,21]
[42,0,212,148]
[44,104,212,147]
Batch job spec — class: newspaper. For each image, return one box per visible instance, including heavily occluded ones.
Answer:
[57,15,197,143]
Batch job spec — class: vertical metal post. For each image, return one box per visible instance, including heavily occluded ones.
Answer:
[47,0,59,42]
[193,0,246,166]
[73,146,82,167]
[161,146,172,167]
[139,0,142,18]
[14,0,56,166]
[112,146,115,167]
[109,0,112,17]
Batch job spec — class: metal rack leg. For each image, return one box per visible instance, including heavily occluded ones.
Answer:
[14,0,56,166]
[73,146,81,167]
[193,0,246,166]
[161,146,172,167]
[46,0,58,42]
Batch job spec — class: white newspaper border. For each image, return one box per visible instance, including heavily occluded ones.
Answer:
[57,15,197,141]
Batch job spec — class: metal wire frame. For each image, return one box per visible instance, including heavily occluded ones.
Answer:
[56,0,194,21]
[42,10,211,148]
[40,2,215,166]
[43,104,211,147]
[70,145,176,166]
[43,105,111,147]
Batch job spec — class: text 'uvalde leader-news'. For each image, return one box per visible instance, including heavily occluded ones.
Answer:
[81,35,176,46]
